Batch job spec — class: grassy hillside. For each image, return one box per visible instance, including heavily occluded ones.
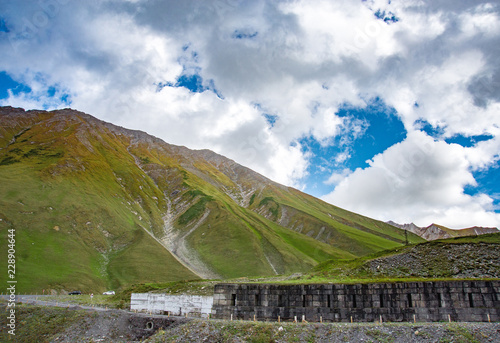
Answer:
[0,107,424,292]
[0,123,199,293]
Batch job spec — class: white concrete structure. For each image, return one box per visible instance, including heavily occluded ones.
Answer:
[130,293,214,318]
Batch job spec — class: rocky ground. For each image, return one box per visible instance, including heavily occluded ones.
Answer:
[49,310,194,343]
[363,243,500,279]
[146,319,500,343]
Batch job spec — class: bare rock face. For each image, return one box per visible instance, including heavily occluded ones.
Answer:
[420,224,453,241]
[387,221,499,241]
[469,226,500,235]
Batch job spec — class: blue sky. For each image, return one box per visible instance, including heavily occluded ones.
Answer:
[0,71,30,99]
[301,98,407,197]
[1,0,500,228]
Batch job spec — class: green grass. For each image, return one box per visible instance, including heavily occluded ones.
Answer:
[187,204,272,277]
[249,192,256,206]
[433,232,500,244]
[258,196,279,218]
[248,187,424,259]
[107,227,198,289]
[178,195,213,225]
[366,329,395,343]
[442,323,481,343]
[185,198,353,278]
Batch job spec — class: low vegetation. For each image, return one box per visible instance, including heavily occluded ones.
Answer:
[0,302,89,343]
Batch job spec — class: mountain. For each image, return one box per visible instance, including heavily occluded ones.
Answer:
[0,107,424,293]
[386,221,498,241]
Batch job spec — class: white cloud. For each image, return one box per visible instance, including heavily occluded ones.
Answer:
[279,0,402,68]
[324,168,351,186]
[459,4,500,39]
[1,0,500,227]
[322,131,500,228]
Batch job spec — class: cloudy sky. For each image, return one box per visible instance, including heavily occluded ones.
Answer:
[1,0,500,229]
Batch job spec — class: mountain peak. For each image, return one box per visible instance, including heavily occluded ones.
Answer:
[387,220,498,241]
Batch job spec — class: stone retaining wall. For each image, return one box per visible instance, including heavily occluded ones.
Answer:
[212,281,500,322]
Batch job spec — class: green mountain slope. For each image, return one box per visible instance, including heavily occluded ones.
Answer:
[0,107,423,293]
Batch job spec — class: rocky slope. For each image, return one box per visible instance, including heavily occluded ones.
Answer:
[363,242,500,279]
[387,221,498,241]
[0,106,423,292]
[313,233,500,281]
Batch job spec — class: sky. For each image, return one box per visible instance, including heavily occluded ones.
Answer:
[1,0,500,229]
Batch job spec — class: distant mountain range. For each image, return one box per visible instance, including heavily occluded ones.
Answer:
[0,106,426,293]
[386,221,498,241]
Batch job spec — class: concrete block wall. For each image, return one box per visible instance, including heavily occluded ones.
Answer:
[131,293,213,318]
[212,281,500,322]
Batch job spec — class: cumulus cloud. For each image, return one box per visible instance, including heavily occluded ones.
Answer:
[322,131,500,228]
[0,0,499,226]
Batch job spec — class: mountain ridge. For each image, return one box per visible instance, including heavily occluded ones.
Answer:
[0,106,424,293]
[386,220,498,241]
